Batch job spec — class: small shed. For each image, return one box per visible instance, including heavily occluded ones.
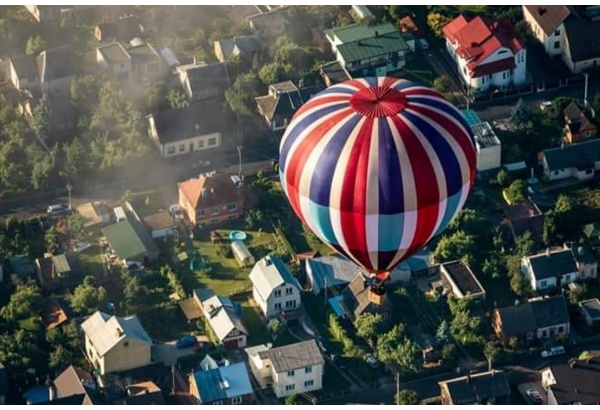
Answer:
[231,240,254,267]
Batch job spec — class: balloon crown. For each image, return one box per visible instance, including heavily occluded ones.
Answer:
[349,85,407,118]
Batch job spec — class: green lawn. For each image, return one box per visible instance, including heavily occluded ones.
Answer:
[79,235,106,278]
[129,190,170,218]
[241,300,270,345]
[190,219,283,295]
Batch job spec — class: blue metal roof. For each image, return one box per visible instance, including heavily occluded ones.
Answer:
[25,386,50,404]
[192,362,252,403]
[461,109,482,127]
[328,295,346,317]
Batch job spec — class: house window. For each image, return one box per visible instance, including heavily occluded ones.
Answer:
[230,329,239,336]
[285,384,295,392]
[124,341,129,347]
[542,329,548,338]
[558,326,564,334]
[198,209,205,217]
[285,300,296,309]
[231,396,242,405]
[304,380,314,387]
[167,146,175,154]
[482,76,486,84]
[287,370,295,377]
[555,29,561,36]
[285,287,293,295]
[208,137,217,146]
[553,170,560,176]
[274,289,281,298]
[554,41,560,49]
[502,72,506,80]
[211,207,219,215]
[275,302,282,310]
[564,274,571,282]
[179,143,185,152]
[540,280,547,288]
[198,140,205,148]
[228,203,236,212]
[213,401,223,405]
[585,130,592,138]
[305,366,312,373]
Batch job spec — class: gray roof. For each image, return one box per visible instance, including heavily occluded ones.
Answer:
[249,256,300,301]
[183,62,229,95]
[306,255,362,293]
[440,370,510,405]
[579,298,600,320]
[546,357,600,404]
[81,311,152,356]
[268,340,324,373]
[543,139,600,172]
[97,42,131,64]
[51,254,71,274]
[215,35,263,60]
[497,296,570,336]
[472,122,501,149]
[320,60,351,84]
[149,102,224,144]
[255,82,323,121]
[527,249,577,280]
[342,274,393,318]
[564,16,600,63]
[193,288,247,342]
[37,44,76,83]
[128,43,160,65]
[441,260,485,297]
[530,295,570,328]
[10,54,38,80]
[496,302,536,336]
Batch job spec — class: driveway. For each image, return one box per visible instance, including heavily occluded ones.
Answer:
[153,340,198,366]
[518,381,547,405]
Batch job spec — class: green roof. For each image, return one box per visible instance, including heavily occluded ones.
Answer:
[325,22,398,43]
[543,139,600,171]
[101,219,158,261]
[337,31,409,63]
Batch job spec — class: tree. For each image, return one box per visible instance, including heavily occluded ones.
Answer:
[71,280,107,314]
[448,208,488,237]
[567,283,588,305]
[267,319,283,341]
[376,324,406,362]
[49,345,73,372]
[433,230,476,263]
[245,209,264,229]
[484,341,500,371]
[433,75,452,95]
[427,12,452,37]
[70,75,101,119]
[436,320,451,344]
[504,179,525,204]
[26,35,47,55]
[515,231,535,257]
[495,168,511,188]
[67,212,85,238]
[355,313,384,344]
[32,96,51,141]
[448,297,481,342]
[61,138,87,182]
[44,225,59,254]
[0,281,43,322]
[543,209,557,246]
[510,271,530,296]
[395,389,419,405]
[395,338,422,372]
[482,257,504,279]
[225,72,262,116]
[145,80,168,113]
[285,394,299,405]
[258,62,289,86]
[166,89,189,108]
[579,350,593,364]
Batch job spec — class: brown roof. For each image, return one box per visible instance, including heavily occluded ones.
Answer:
[399,15,422,36]
[143,212,174,231]
[37,255,54,282]
[125,381,165,405]
[53,366,97,405]
[178,173,240,210]
[564,101,595,135]
[342,274,393,318]
[179,298,203,321]
[42,300,68,330]
[255,94,277,120]
[524,5,570,36]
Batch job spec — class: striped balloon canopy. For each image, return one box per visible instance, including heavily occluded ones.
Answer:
[279,77,477,280]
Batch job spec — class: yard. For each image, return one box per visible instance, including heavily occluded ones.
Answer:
[128,190,170,218]
[78,233,106,278]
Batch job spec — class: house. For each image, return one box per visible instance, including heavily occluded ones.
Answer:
[337,274,393,321]
[249,256,302,320]
[325,22,411,77]
[522,6,570,57]
[471,122,502,171]
[147,103,226,159]
[563,101,597,144]
[521,244,597,291]
[128,42,166,83]
[81,311,152,375]
[541,355,600,404]
[9,54,39,91]
[193,288,248,349]
[579,298,600,327]
[255,81,324,132]
[306,255,411,295]
[0,363,7,405]
[245,339,325,398]
[176,62,229,101]
[398,15,423,38]
[214,35,264,62]
[52,365,103,405]
[492,296,570,345]
[247,9,289,38]
[96,42,132,80]
[24,5,62,22]
[541,139,600,181]
[504,198,545,242]
[439,260,486,301]
[101,219,160,267]
[189,361,254,405]
[125,381,165,405]
[142,212,175,239]
[443,15,526,91]
[95,16,144,43]
[35,253,75,290]
[562,16,600,74]
[76,202,110,229]
[319,61,351,87]
[438,370,510,405]
[178,172,244,226]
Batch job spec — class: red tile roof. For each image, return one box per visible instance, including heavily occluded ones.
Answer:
[444,15,525,78]
[178,173,240,210]
[471,57,516,78]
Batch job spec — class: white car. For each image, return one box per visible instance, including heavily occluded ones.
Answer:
[364,353,379,368]
[539,101,553,111]
[170,204,184,220]
[541,345,565,358]
[526,389,543,404]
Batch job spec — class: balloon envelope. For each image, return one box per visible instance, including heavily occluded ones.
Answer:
[279,77,477,279]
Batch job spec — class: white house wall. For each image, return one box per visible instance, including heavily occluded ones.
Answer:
[477,145,502,171]
[253,287,268,318]
[161,132,222,158]
[272,363,323,398]
[265,284,300,319]
[522,6,565,57]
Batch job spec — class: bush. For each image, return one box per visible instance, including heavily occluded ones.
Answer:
[217,243,233,258]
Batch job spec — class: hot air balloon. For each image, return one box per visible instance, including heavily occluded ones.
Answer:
[278,77,477,295]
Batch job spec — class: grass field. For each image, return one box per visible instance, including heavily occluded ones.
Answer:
[78,233,106,278]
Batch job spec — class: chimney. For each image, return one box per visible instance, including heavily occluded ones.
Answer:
[193,56,197,65]
[115,327,123,338]
[201,188,207,198]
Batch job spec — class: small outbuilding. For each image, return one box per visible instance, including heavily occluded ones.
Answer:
[231,240,254,267]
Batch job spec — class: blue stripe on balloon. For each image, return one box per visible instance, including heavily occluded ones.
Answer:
[378,117,404,214]
[378,212,404,253]
[399,110,463,197]
[406,97,475,145]
[434,188,463,238]
[309,112,362,206]
[279,102,349,172]
[305,201,338,246]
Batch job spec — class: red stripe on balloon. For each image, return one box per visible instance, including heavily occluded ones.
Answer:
[294,95,351,120]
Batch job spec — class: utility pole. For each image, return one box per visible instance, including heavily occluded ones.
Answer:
[66,183,72,210]
[396,372,400,405]
[584,72,589,104]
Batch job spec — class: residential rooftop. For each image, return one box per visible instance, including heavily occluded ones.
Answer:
[441,260,485,297]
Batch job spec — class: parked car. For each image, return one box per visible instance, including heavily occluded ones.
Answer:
[539,101,553,111]
[418,38,429,50]
[364,353,379,368]
[47,203,69,215]
[526,388,543,404]
[316,339,328,355]
[170,204,184,220]
[176,335,197,349]
[541,345,565,358]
